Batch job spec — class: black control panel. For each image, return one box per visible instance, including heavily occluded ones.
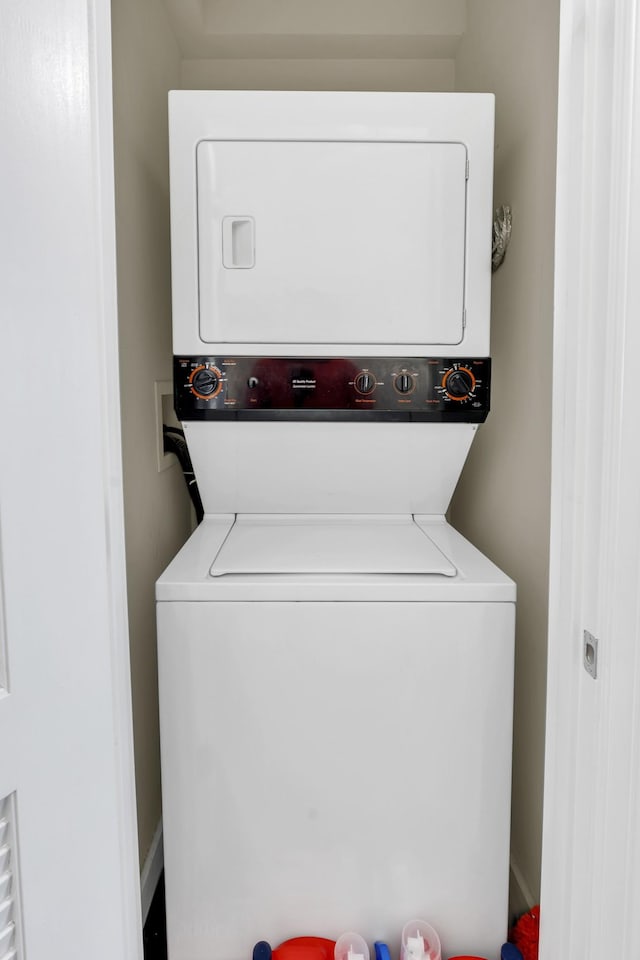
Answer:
[174,356,491,422]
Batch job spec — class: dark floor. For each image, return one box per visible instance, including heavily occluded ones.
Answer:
[143,872,168,960]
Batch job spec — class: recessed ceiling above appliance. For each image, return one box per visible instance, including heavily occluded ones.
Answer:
[161,0,467,60]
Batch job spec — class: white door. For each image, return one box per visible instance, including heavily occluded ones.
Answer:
[541,0,640,956]
[0,2,141,958]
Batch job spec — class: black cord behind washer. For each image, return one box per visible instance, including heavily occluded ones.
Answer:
[162,426,204,524]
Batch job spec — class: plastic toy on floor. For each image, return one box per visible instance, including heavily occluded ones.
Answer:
[448,946,524,960]
[509,905,540,960]
[253,937,337,960]
[445,943,525,960]
[253,933,371,960]
[373,943,391,960]
[251,919,530,960]
[447,954,497,960]
[335,932,370,960]
[500,943,525,960]
[400,919,441,960]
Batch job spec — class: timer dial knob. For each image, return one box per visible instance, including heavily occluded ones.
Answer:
[354,371,376,395]
[443,366,476,401]
[394,372,416,395]
[190,365,222,400]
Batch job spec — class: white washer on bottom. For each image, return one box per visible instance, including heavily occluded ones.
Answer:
[156,515,515,960]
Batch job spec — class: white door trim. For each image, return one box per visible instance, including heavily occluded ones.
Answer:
[541,0,640,955]
[89,0,144,948]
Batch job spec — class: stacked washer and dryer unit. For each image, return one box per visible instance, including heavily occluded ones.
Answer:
[157,92,515,960]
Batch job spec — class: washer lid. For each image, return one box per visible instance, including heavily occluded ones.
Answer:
[209,515,456,577]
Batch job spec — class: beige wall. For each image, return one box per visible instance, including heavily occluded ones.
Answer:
[452,0,560,910]
[181,57,454,91]
[111,0,192,866]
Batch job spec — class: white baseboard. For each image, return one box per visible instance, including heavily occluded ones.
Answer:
[509,853,537,921]
[140,819,164,924]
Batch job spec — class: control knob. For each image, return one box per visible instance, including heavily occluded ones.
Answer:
[354,371,376,395]
[190,365,221,400]
[443,366,475,401]
[394,372,416,395]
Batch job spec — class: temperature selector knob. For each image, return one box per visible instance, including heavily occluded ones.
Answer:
[394,372,416,395]
[190,365,222,400]
[354,371,376,395]
[442,366,475,401]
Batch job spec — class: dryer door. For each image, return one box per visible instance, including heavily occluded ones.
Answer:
[196,140,468,346]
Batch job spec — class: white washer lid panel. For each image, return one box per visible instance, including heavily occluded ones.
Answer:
[210,515,455,577]
[156,516,516,603]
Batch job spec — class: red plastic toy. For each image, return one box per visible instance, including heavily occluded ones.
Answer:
[253,936,337,960]
[509,905,540,960]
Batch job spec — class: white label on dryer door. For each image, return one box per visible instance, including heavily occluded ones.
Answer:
[196,140,468,346]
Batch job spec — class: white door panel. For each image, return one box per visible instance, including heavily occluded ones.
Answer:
[541,1,640,956]
[0,1,140,957]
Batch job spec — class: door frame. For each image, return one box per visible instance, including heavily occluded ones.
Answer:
[7,0,638,954]
[90,0,144,947]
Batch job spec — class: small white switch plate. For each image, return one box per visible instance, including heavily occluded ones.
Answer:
[155,380,180,472]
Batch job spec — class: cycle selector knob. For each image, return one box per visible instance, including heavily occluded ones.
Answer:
[443,366,475,400]
[354,371,376,395]
[190,365,222,400]
[394,373,416,395]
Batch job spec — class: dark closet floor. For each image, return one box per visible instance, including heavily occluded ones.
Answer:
[143,872,168,959]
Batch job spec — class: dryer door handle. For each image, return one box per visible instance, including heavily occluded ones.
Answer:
[222,216,255,269]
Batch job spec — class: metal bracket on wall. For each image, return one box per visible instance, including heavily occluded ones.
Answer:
[583,629,599,680]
